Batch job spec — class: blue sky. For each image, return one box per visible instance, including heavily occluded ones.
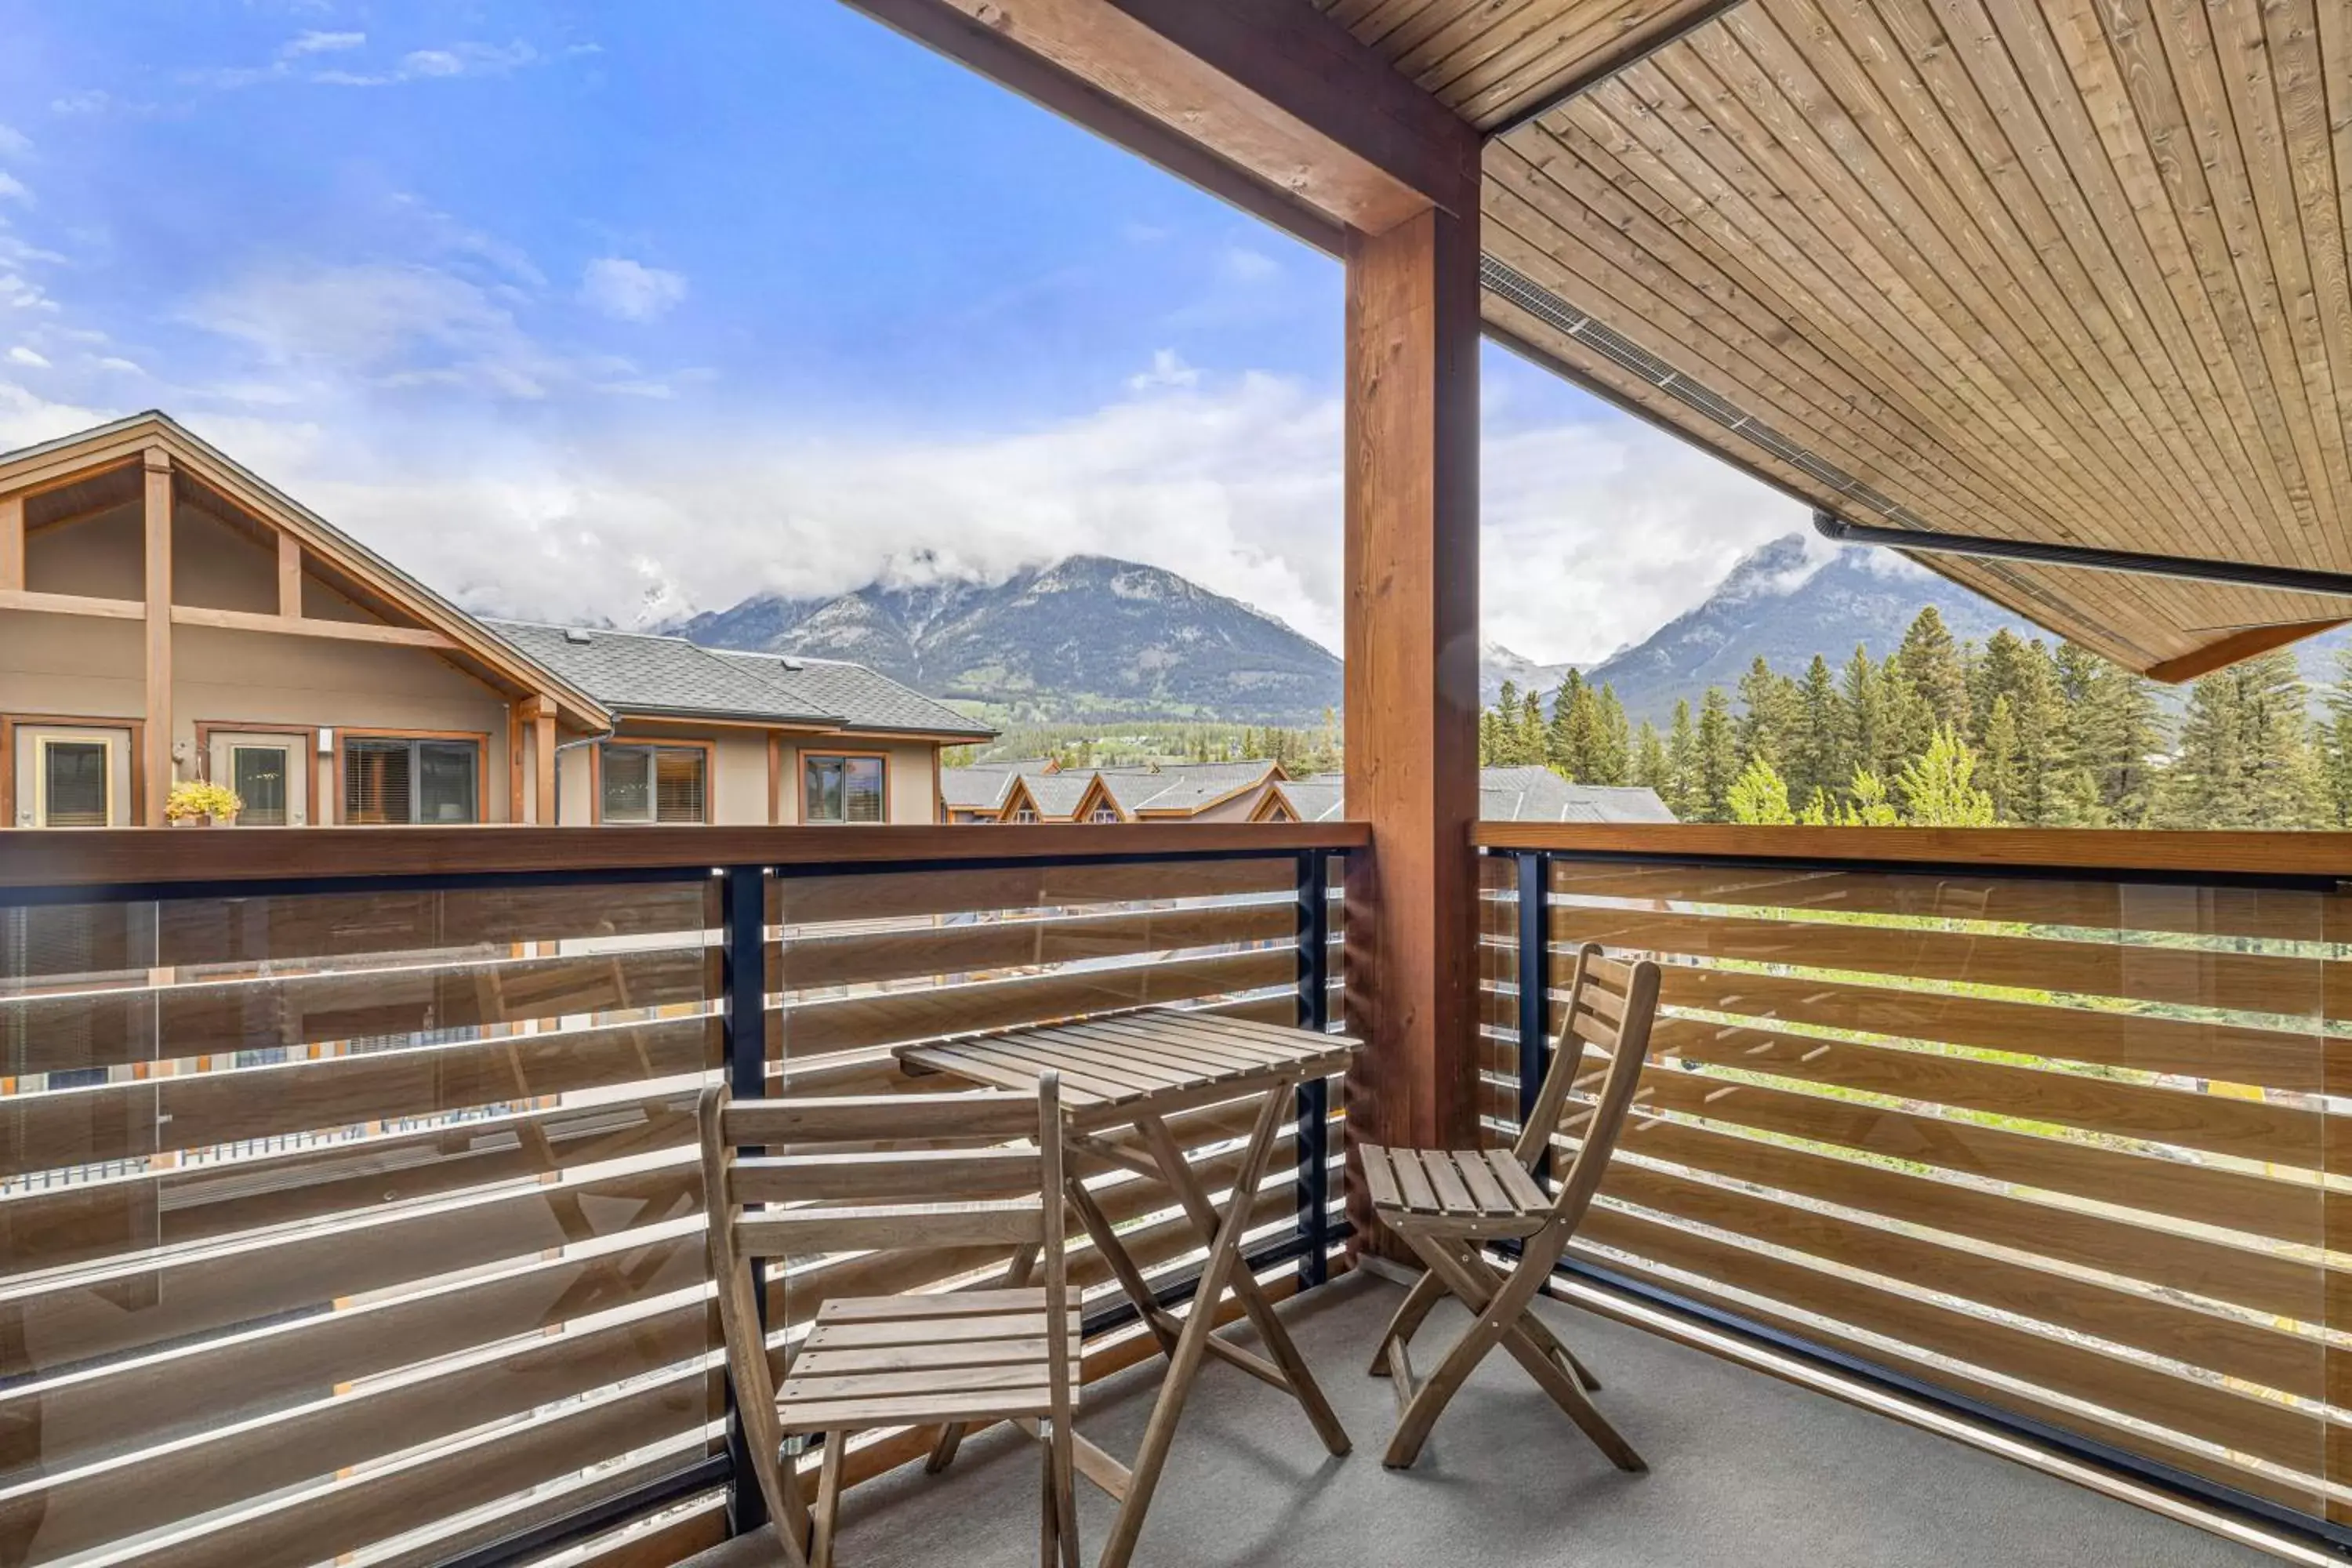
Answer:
[0,0,1801,660]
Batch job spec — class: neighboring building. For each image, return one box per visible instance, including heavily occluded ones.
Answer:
[949,764,1675,826]
[0,412,991,827]
[1472,766,1677,823]
[940,758,1298,824]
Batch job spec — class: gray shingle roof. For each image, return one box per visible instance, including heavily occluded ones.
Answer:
[716,652,994,740]
[484,622,993,739]
[1097,760,1282,813]
[1475,767,1678,823]
[487,622,817,720]
[942,769,1022,811]
[1279,768,1675,823]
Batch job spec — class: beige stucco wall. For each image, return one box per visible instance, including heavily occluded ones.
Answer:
[8,501,952,829]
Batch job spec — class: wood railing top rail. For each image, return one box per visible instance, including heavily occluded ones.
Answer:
[1474,822,2352,880]
[0,820,1370,892]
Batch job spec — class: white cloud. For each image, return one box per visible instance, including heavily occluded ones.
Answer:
[1127,348,1198,391]
[8,346,50,368]
[579,258,687,323]
[190,260,517,370]
[95,355,145,375]
[1220,246,1279,284]
[0,124,30,158]
[0,173,32,206]
[284,30,365,57]
[0,381,111,451]
[49,91,113,116]
[0,271,55,312]
[312,41,538,88]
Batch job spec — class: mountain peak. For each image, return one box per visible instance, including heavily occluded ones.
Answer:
[673,554,1340,726]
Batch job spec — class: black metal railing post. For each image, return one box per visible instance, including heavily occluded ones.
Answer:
[718,864,771,1535]
[1514,849,1551,1180]
[1294,849,1331,1288]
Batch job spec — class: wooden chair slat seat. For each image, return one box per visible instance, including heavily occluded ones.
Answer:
[1365,942,1661,1474]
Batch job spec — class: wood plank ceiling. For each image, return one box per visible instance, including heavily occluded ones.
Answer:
[1319,0,2352,678]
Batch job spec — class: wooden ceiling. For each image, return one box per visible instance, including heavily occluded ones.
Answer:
[1327,0,2352,677]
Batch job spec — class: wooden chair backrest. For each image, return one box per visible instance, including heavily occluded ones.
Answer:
[1509,942,1661,1229]
[703,1084,1064,1258]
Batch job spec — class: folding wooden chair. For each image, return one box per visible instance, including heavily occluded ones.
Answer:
[1362,942,1660,1471]
[699,1076,1080,1568]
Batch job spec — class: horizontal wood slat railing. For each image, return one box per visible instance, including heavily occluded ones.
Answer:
[1474,823,2352,1546]
[0,823,1359,1568]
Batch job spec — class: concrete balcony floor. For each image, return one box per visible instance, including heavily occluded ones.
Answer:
[808,1271,2277,1568]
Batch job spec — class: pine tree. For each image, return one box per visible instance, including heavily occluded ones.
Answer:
[1664,699,1699,820]
[1735,656,1802,771]
[2153,649,2328,829]
[1632,720,1670,800]
[1896,606,1970,753]
[1546,670,1588,777]
[1791,653,1846,810]
[1980,694,2020,823]
[1840,645,1900,790]
[1896,725,1996,826]
[2324,649,2352,826]
[1591,684,1632,786]
[1727,756,1796,824]
[2056,644,2161,827]
[1694,687,1740,822]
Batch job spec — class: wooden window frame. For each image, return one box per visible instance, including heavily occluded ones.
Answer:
[801,749,890,826]
[192,721,318,829]
[0,713,145,829]
[334,728,489,826]
[593,736,716,826]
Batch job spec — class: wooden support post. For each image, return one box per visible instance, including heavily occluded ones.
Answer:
[0,492,22,592]
[1342,205,1482,1256]
[508,707,528,825]
[767,733,784,826]
[142,448,173,826]
[527,696,558,825]
[276,532,303,619]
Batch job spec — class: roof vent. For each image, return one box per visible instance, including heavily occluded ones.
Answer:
[779,657,805,672]
[562,628,593,645]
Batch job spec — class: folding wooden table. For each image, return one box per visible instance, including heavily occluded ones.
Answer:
[898,1008,1358,1568]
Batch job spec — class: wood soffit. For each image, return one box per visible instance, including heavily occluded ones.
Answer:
[1459,0,2352,678]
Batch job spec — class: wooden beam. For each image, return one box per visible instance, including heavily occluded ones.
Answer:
[0,493,21,591]
[1342,205,1483,1253]
[1483,0,1751,137]
[0,588,143,620]
[768,732,785,826]
[142,448,172,826]
[522,695,558,826]
[508,708,528,825]
[839,0,1479,238]
[2144,619,2350,684]
[277,533,303,619]
[166,606,459,648]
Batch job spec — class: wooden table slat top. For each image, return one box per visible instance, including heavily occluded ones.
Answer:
[898,1010,1357,1111]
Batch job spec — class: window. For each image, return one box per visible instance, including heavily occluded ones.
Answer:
[601,743,707,823]
[230,745,290,826]
[41,741,110,828]
[1089,807,1120,823]
[1009,808,1038,823]
[803,753,885,823]
[344,737,481,825]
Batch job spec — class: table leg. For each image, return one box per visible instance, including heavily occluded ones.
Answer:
[1095,1087,1293,1568]
[1134,1108,1352,1457]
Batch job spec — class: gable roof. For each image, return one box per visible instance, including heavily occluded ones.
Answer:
[1097,760,1287,815]
[1475,767,1678,824]
[711,651,994,740]
[487,623,995,740]
[0,412,611,726]
[487,622,826,723]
